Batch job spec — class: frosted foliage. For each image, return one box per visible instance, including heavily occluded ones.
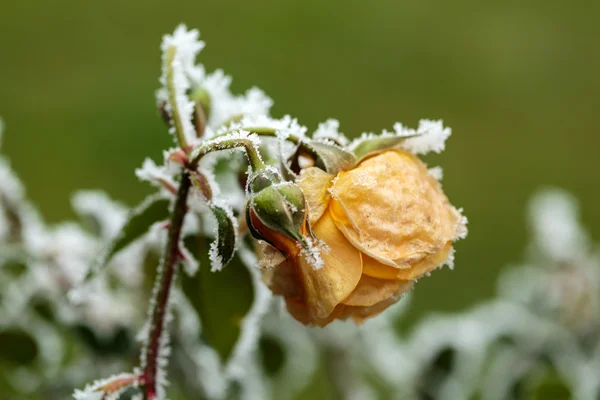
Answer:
[312,119,349,146]
[397,119,451,155]
[160,25,205,144]
[222,114,307,139]
[528,188,589,262]
[71,190,128,239]
[72,373,138,400]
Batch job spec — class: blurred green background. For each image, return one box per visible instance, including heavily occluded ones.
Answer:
[1,0,599,354]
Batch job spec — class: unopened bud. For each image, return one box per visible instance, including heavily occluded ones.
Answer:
[246,182,308,257]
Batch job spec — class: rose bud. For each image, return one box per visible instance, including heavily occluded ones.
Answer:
[259,150,467,327]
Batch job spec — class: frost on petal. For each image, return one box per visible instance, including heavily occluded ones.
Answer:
[398,119,451,155]
[428,166,444,181]
[528,188,589,262]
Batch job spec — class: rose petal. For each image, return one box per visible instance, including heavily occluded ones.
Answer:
[298,210,362,319]
[333,293,411,325]
[362,242,453,281]
[297,167,335,226]
[342,275,412,307]
[330,150,460,268]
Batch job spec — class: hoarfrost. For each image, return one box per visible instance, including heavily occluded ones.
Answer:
[397,119,451,155]
[428,166,444,181]
[71,190,128,239]
[312,119,349,146]
[159,25,205,144]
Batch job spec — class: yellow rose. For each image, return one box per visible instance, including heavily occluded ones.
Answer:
[259,150,465,327]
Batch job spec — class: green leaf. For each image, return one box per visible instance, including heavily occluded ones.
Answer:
[81,194,171,284]
[181,235,254,362]
[352,135,417,161]
[208,204,237,271]
[304,141,356,174]
[0,329,38,365]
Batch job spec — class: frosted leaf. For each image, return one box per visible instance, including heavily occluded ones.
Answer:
[528,188,589,262]
[236,87,273,119]
[349,119,451,156]
[159,25,205,144]
[222,115,307,140]
[312,119,349,146]
[71,190,128,239]
[72,372,139,400]
[397,119,451,155]
[135,157,178,194]
[161,25,205,74]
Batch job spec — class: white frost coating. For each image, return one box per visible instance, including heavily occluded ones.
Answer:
[298,235,328,270]
[207,200,238,272]
[312,119,349,146]
[222,115,307,140]
[444,247,456,270]
[135,157,178,193]
[528,188,589,262]
[349,119,451,155]
[428,166,444,181]
[72,372,138,400]
[71,190,128,239]
[160,24,205,144]
[397,119,451,155]
[456,208,469,240]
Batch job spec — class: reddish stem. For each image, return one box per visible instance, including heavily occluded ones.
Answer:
[142,172,191,399]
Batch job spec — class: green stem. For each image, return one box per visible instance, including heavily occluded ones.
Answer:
[165,45,189,149]
[212,126,302,146]
[189,137,266,171]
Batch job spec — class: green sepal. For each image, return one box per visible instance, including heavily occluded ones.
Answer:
[352,135,417,161]
[248,183,306,245]
[304,141,356,174]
